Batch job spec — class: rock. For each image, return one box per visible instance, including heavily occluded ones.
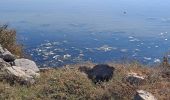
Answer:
[125,72,146,86]
[39,67,54,72]
[0,47,40,85]
[0,58,11,68]
[0,45,5,54]
[14,58,39,72]
[0,45,15,62]
[87,64,115,83]
[2,49,15,62]
[134,90,157,100]
[0,58,11,80]
[4,66,36,85]
[24,69,40,78]
[0,45,4,58]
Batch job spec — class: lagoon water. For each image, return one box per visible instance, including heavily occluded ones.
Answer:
[1,0,170,67]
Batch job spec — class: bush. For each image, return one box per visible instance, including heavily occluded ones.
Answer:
[0,25,23,56]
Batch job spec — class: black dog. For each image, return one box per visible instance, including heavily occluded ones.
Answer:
[80,64,115,83]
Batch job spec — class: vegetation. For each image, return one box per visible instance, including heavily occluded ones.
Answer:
[0,25,169,99]
[0,25,23,56]
[0,62,169,100]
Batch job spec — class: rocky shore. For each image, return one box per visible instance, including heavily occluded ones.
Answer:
[0,44,170,100]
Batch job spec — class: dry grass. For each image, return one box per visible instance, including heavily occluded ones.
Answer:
[0,62,169,100]
[0,25,23,57]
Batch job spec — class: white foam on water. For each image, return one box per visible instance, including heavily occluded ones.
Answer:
[79,53,84,57]
[63,40,68,43]
[129,38,140,42]
[141,42,144,45]
[160,32,164,35]
[63,54,71,59]
[120,49,128,52]
[135,49,140,51]
[132,53,138,57]
[154,58,161,63]
[53,55,60,60]
[144,57,152,60]
[96,45,113,52]
[155,45,159,48]
[128,36,134,39]
[147,46,151,49]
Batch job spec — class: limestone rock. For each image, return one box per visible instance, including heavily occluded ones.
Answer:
[0,45,15,62]
[134,90,157,100]
[14,58,39,72]
[4,66,36,85]
[0,58,11,69]
[126,72,146,85]
[0,45,5,54]
[2,49,15,62]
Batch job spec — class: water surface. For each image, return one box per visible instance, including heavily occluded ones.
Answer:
[1,0,170,67]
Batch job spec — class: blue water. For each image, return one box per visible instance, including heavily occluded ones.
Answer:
[1,0,170,67]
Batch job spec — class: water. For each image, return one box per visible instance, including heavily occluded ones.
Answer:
[1,0,170,67]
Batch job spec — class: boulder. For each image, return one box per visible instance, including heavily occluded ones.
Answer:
[5,66,35,85]
[2,49,15,62]
[0,45,15,62]
[134,90,157,100]
[0,58,40,85]
[0,58,11,68]
[125,72,146,86]
[14,58,39,72]
[0,45,5,54]
[0,58,11,80]
[87,64,115,83]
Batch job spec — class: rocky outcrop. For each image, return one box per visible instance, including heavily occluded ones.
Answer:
[5,66,36,85]
[84,64,115,83]
[2,49,15,62]
[134,90,157,100]
[0,45,40,85]
[14,58,40,72]
[0,45,15,62]
[125,72,146,86]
